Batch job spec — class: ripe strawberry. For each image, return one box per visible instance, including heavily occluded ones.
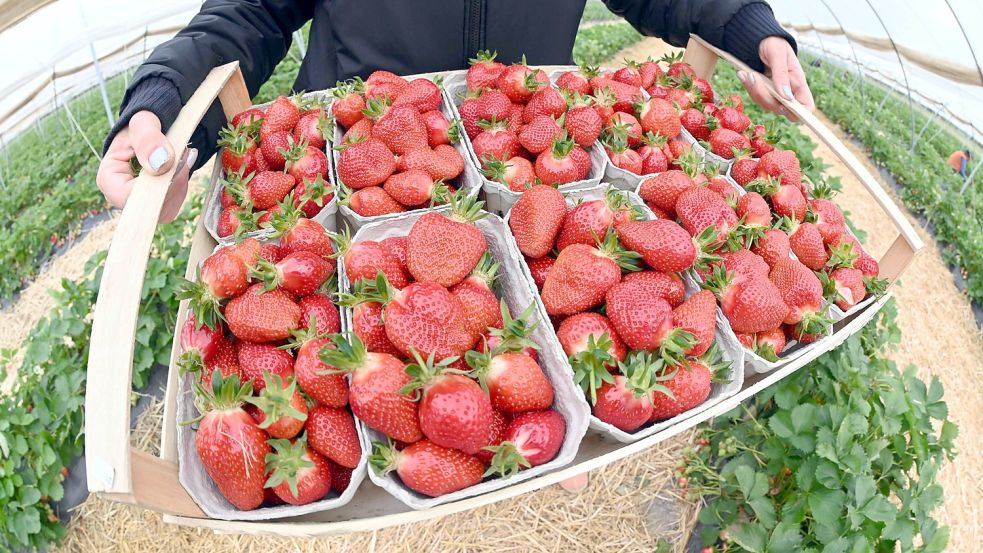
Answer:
[737,192,772,231]
[203,337,241,383]
[319,333,422,442]
[283,142,329,185]
[398,144,465,181]
[623,271,686,306]
[708,128,750,159]
[292,108,332,150]
[292,174,335,218]
[605,277,684,353]
[485,410,565,476]
[261,95,301,138]
[497,64,548,103]
[259,129,292,170]
[340,117,372,145]
[679,107,712,141]
[345,186,406,217]
[231,107,264,128]
[508,184,566,258]
[615,218,707,273]
[613,62,642,87]
[231,170,294,211]
[541,231,639,315]
[787,220,830,270]
[671,290,717,357]
[523,88,566,123]
[265,436,332,506]
[421,110,460,147]
[370,439,483,497]
[458,96,482,140]
[569,145,592,178]
[467,50,506,90]
[604,136,643,174]
[380,236,408,270]
[564,105,602,147]
[336,288,402,356]
[589,76,642,113]
[479,303,541,360]
[637,170,695,215]
[406,192,488,287]
[236,340,295,394]
[369,104,429,155]
[393,77,442,112]
[809,197,846,245]
[635,59,661,88]
[720,93,744,111]
[716,106,750,133]
[327,459,353,494]
[247,372,308,439]
[288,327,348,407]
[251,250,331,297]
[555,67,594,95]
[828,266,866,310]
[467,346,554,414]
[334,233,408,289]
[702,267,789,334]
[403,350,494,455]
[592,352,663,430]
[708,176,740,205]
[193,373,269,510]
[476,409,510,464]
[305,404,362,469]
[178,315,224,377]
[481,155,537,192]
[525,255,555,290]
[757,149,802,191]
[450,253,503,337]
[750,181,807,222]
[557,312,626,363]
[473,121,519,166]
[382,169,448,207]
[730,157,759,187]
[704,249,770,281]
[649,349,726,421]
[636,97,680,138]
[218,124,258,175]
[297,294,340,336]
[606,112,643,146]
[769,258,827,333]
[637,136,670,175]
[225,284,301,343]
[518,115,562,154]
[332,80,366,128]
[365,70,408,99]
[752,228,791,267]
[271,214,333,260]
[555,189,635,250]
[179,248,249,328]
[507,103,525,133]
[474,88,512,121]
[337,136,396,189]
[591,87,617,124]
[675,186,739,241]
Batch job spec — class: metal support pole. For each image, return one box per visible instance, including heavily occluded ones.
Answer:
[911,103,947,152]
[292,30,307,57]
[960,157,982,194]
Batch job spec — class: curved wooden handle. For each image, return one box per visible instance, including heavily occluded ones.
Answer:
[85,62,249,498]
[683,36,924,283]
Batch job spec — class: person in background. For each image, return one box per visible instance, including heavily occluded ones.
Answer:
[96,0,815,223]
[947,149,971,178]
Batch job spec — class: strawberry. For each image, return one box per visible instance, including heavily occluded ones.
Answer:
[737,191,772,230]
[365,70,408,98]
[556,312,626,363]
[675,186,739,241]
[541,230,640,315]
[337,136,396,188]
[589,77,642,113]
[477,409,510,464]
[637,170,695,215]
[319,333,422,442]
[271,212,334,259]
[393,78,442,112]
[479,303,542,361]
[708,176,740,204]
[592,352,666,430]
[750,125,779,158]
[216,206,257,239]
[497,64,548,103]
[555,189,636,251]
[828,267,866,310]
[523,87,566,123]
[808,182,846,244]
[752,228,791,267]
[555,67,594,95]
[708,128,750,159]
[382,169,449,207]
[591,88,616,124]
[265,436,332,506]
[508,184,567,258]
[370,439,483,497]
[716,106,750,133]
[305,404,362,469]
[288,326,348,407]
[406,191,488,287]
[250,250,332,297]
[615,218,711,273]
[231,170,294,211]
[345,186,406,217]
[259,129,292,170]
[480,155,537,192]
[467,346,554,414]
[232,107,264,128]
[484,410,565,476]
[702,267,789,334]
[671,290,717,357]
[328,459,353,494]
[380,236,408,270]
[402,350,494,455]
[564,105,602,146]
[467,50,506,90]
[679,107,712,141]
[334,231,408,289]
[525,255,555,290]
[193,373,270,510]
[613,62,642,87]
[236,340,295,393]
[518,115,562,154]
[622,271,686,306]
[604,135,643,174]
[649,346,728,421]
[421,110,460,147]
[507,103,525,133]
[292,108,332,150]
[261,95,301,138]
[638,60,663,88]
[225,284,301,343]
[203,337,241,382]
[704,249,770,281]
[293,174,335,218]
[298,294,340,336]
[473,120,519,165]
[475,88,514,121]
[745,178,807,223]
[786,220,830,270]
[342,117,373,143]
[332,80,367,128]
[757,149,802,192]
[284,141,329,185]
[398,144,465,181]
[458,96,482,139]
[730,156,759,187]
[606,112,643,146]
[635,97,680,138]
[218,124,258,175]
[450,253,503,338]
[178,314,224,377]
[369,103,429,155]
[336,286,402,356]
[179,247,250,328]
[605,277,689,355]
[768,258,829,335]
[752,328,786,360]
[246,372,308,439]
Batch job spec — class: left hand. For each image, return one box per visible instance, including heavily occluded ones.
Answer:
[737,36,815,122]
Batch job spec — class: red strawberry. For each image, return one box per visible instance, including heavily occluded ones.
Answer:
[236,340,294,393]
[289,328,348,407]
[403,350,494,455]
[481,155,537,192]
[305,404,362,469]
[203,337,241,383]
[218,124,258,175]
[450,253,504,337]
[485,410,565,476]
[556,312,627,364]
[370,439,483,497]
[555,189,635,251]
[589,77,642,113]
[393,78,442,112]
[708,176,740,205]
[380,236,408,269]
[638,60,663,88]
[335,232,408,289]
[477,409,510,464]
[787,220,830,270]
[716,106,750,133]
[272,216,333,260]
[555,69,593,96]
[475,88,514,122]
[406,192,487,287]
[604,137,643,174]
[259,130,292,170]
[525,255,555,290]
[518,115,562,154]
[251,250,331,297]
[234,170,295,211]
[615,218,705,273]
[702,267,789,334]
[706,249,770,281]
[365,70,408,99]
[622,271,686,306]
[231,107,264,128]
[266,436,332,506]
[509,184,567,258]
[637,170,695,215]
[336,289,402,356]
[421,110,459,147]
[671,290,717,357]
[565,105,602,147]
[293,174,335,218]
[474,121,519,167]
[398,144,465,181]
[497,64,548,103]
[753,328,786,360]
[178,314,224,377]
[604,278,680,352]
[768,258,827,335]
[523,87,566,123]
[591,352,662,430]
[613,63,642,87]
[284,143,329,185]
[479,303,541,361]
[458,96,482,140]
[829,267,866,310]
[757,149,802,191]
[606,111,643,146]
[675,186,739,241]
[225,283,301,342]
[636,97,680,138]
[649,352,724,421]
[193,373,269,510]
[332,80,366,128]
[467,348,554,414]
[337,137,396,189]
[247,372,308,439]
[467,50,506,90]
[507,103,525,133]
[298,294,340,336]
[809,198,846,245]
[752,228,791,267]
[292,108,332,150]
[216,206,249,238]
[541,231,639,315]
[370,104,429,155]
[679,107,711,141]
[328,459,353,494]
[261,95,301,138]
[341,117,373,143]
[730,157,759,187]
[319,334,422,442]
[382,169,449,207]
[346,186,406,217]
[708,128,750,159]
[736,191,771,229]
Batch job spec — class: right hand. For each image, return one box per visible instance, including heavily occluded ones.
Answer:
[97,110,196,223]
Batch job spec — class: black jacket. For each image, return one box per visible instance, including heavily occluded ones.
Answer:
[106,0,793,165]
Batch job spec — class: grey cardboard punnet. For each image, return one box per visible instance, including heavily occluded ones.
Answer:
[333,72,481,232]
[679,126,736,171]
[175,240,368,520]
[204,93,338,243]
[441,69,606,217]
[336,210,590,510]
[505,185,745,443]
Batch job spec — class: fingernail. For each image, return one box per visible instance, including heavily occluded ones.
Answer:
[782,85,794,99]
[737,70,748,83]
[149,146,169,171]
[187,148,198,169]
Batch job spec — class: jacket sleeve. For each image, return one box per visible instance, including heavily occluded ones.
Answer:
[601,0,795,73]
[104,0,316,166]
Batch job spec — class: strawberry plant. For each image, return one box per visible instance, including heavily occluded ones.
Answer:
[682,302,955,552]
[572,23,643,66]
[580,0,619,24]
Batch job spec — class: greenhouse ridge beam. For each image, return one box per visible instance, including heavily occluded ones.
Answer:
[0,0,55,34]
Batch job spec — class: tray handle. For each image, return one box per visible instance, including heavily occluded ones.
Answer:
[84,62,250,516]
[683,36,923,283]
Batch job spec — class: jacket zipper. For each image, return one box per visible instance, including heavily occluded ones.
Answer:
[466,0,482,63]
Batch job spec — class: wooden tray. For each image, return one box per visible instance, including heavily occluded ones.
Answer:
[83,35,923,534]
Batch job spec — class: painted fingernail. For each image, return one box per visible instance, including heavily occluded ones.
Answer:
[149,146,169,171]
[782,85,794,99]
[737,70,748,83]
[187,148,198,169]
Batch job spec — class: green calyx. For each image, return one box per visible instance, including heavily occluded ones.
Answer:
[187,370,253,425]
[361,96,391,121]
[265,192,304,237]
[480,153,510,185]
[447,188,488,224]
[591,87,616,108]
[731,221,766,251]
[620,351,676,401]
[177,270,226,331]
[368,440,400,476]
[282,315,327,351]
[795,306,832,338]
[809,176,836,200]
[744,175,782,198]
[176,349,207,378]
[601,129,630,154]
[469,252,500,289]
[398,348,466,399]
[522,70,544,92]
[692,226,726,270]
[700,264,734,299]
[570,333,617,405]
[446,119,462,144]
[825,241,859,269]
[328,227,354,258]
[864,275,889,297]
[317,332,369,374]
[488,301,540,354]
[468,49,498,65]
[334,271,397,310]
[658,327,699,366]
[265,434,315,500]
[817,270,839,304]
[276,134,305,164]
[248,257,283,293]
[639,131,668,149]
[549,130,577,159]
[484,441,531,478]
[594,226,642,273]
[476,116,509,132]
[245,371,308,431]
[674,150,704,179]
[699,343,732,384]
[221,168,254,207]
[578,63,600,79]
[297,174,334,209]
[755,341,780,362]
[429,180,451,206]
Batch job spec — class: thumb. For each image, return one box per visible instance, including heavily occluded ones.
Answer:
[128,111,175,176]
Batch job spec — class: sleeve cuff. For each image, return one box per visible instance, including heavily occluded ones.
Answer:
[722,2,797,73]
[102,76,182,155]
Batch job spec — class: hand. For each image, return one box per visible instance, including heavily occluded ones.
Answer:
[96,111,195,223]
[737,36,815,121]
